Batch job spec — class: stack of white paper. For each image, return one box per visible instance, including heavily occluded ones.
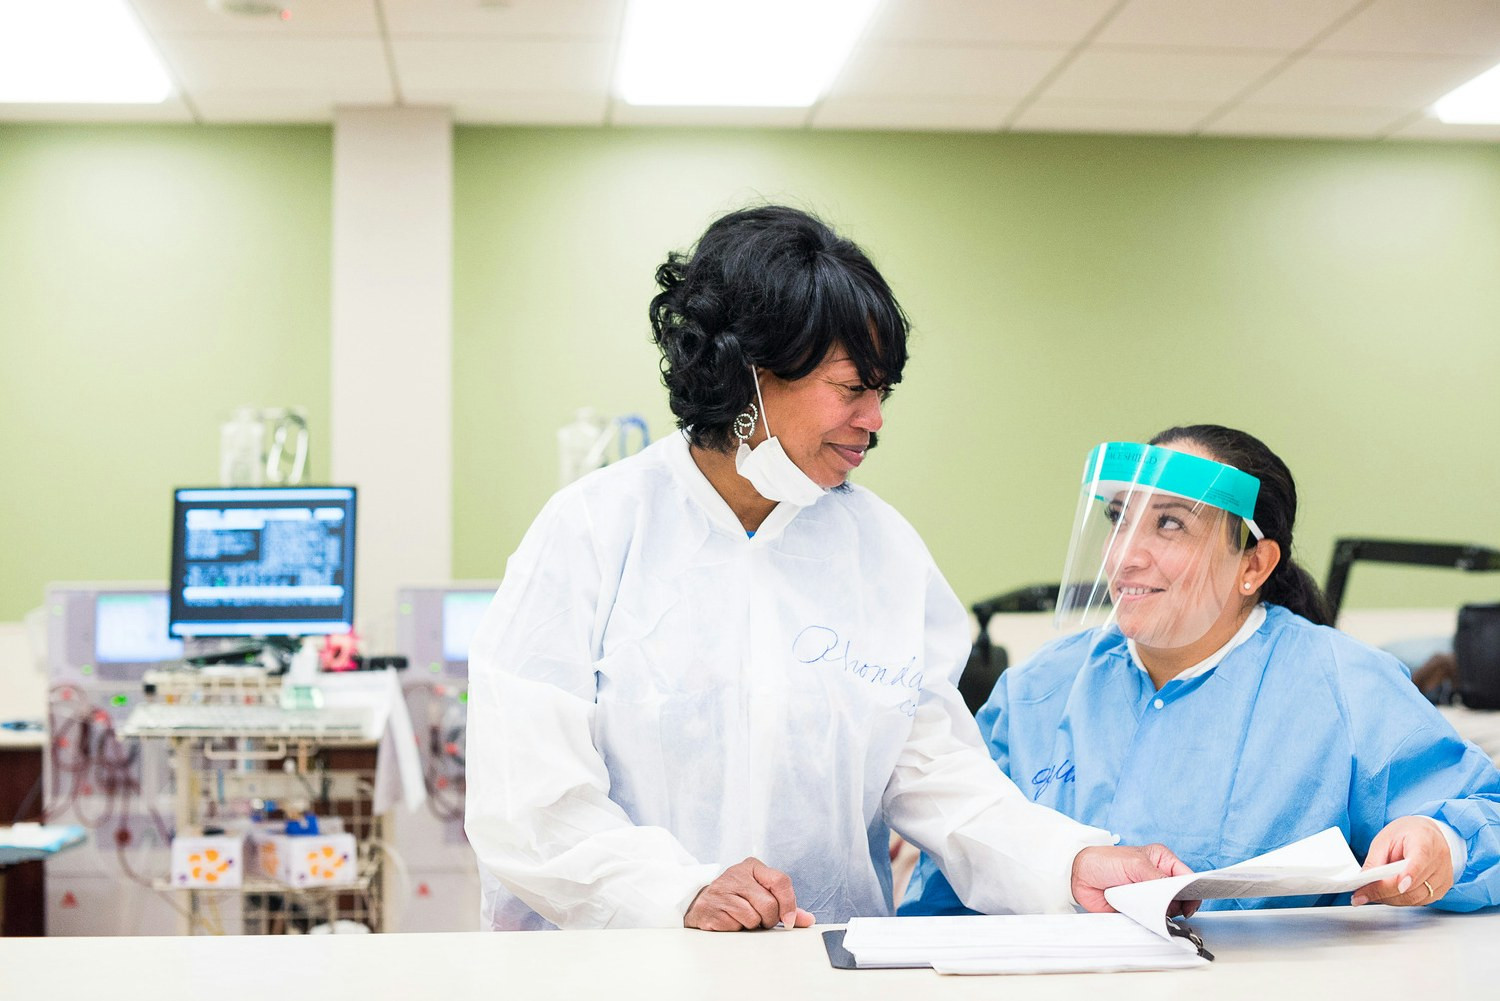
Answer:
[838,827,1404,975]
[1103,826,1404,939]
[841,913,1206,974]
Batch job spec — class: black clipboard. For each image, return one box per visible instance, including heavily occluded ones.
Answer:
[822,928,930,970]
[822,929,862,970]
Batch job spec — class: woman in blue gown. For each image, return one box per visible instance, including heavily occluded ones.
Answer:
[902,425,1500,914]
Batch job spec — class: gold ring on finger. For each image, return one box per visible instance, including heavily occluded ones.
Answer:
[1422,879,1434,901]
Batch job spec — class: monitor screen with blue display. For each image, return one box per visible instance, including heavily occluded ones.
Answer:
[442,591,492,664]
[168,486,358,638]
[395,584,496,679]
[97,591,184,664]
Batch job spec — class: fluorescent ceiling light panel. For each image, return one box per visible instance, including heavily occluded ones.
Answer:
[617,0,880,107]
[0,0,172,103]
[1432,62,1500,124]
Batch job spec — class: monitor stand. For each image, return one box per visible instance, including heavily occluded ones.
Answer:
[182,636,301,675]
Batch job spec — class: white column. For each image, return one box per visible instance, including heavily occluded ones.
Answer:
[331,107,452,650]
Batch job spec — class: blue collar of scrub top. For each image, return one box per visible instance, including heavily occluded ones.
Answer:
[1125,604,1269,696]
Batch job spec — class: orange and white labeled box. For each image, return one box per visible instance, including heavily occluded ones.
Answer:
[250,829,358,887]
[170,835,244,889]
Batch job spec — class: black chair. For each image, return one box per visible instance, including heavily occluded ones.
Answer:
[957,585,1063,715]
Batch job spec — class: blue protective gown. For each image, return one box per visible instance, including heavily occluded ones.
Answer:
[901,603,1500,913]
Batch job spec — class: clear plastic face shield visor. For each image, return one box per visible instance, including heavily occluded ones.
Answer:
[1056,442,1265,650]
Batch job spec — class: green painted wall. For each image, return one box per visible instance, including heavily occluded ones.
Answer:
[4,125,1496,623]
[0,125,333,620]
[453,128,1500,613]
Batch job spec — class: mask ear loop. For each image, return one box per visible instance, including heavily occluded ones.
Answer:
[749,365,773,438]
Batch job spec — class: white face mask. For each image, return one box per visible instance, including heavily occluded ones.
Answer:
[733,368,828,508]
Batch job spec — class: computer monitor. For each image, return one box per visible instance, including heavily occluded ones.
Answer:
[168,486,358,638]
[396,584,496,679]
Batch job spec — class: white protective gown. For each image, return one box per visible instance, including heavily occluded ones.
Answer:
[465,432,1112,929]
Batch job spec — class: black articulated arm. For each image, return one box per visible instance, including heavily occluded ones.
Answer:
[1325,538,1500,621]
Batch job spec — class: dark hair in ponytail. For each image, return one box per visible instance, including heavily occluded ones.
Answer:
[1149,424,1333,626]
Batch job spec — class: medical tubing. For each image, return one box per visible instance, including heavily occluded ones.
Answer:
[10,774,41,824]
[46,690,95,822]
[115,839,200,928]
[148,805,173,845]
[421,732,466,821]
[365,838,414,930]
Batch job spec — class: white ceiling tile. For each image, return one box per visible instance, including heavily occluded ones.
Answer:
[1009,98,1219,134]
[811,96,1009,131]
[1041,49,1285,104]
[191,93,339,122]
[8,0,1498,137]
[395,38,614,96]
[863,0,1117,45]
[1096,0,1363,50]
[0,98,196,123]
[450,94,610,125]
[384,0,624,37]
[1318,0,1500,57]
[1201,104,1410,138]
[830,44,1069,100]
[162,37,394,101]
[1390,116,1500,141]
[608,103,811,127]
[1246,53,1497,109]
[132,0,379,35]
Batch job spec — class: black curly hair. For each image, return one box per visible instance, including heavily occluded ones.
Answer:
[649,205,909,451]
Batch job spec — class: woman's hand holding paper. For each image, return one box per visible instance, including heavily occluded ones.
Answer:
[1353,816,1455,907]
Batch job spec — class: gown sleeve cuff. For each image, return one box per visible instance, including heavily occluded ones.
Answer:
[1060,828,1123,911]
[1416,815,1468,880]
[614,862,725,929]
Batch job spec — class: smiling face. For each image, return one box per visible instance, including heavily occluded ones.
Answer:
[748,348,888,489]
[1102,486,1247,650]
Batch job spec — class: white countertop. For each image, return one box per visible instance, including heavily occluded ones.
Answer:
[3,905,1498,1001]
[0,726,44,750]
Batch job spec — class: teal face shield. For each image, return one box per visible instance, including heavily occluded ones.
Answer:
[1056,442,1265,650]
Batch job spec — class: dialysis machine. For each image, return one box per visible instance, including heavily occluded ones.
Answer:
[41,485,382,935]
[392,584,493,931]
[42,584,186,935]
